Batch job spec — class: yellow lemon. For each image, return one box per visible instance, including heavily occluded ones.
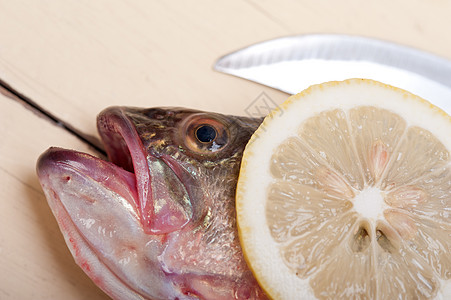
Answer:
[236,79,451,299]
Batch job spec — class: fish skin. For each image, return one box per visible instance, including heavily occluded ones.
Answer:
[36,107,267,299]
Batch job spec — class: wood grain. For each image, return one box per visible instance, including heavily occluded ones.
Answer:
[1,0,451,299]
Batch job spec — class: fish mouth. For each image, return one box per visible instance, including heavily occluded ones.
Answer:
[38,106,193,233]
[36,106,195,298]
[97,107,193,234]
[96,107,155,230]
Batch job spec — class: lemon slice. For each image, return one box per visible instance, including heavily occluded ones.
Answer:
[236,79,451,299]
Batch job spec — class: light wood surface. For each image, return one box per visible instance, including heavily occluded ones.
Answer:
[1,1,451,299]
[0,95,107,299]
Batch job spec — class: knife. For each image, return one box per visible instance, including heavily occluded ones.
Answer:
[214,34,451,115]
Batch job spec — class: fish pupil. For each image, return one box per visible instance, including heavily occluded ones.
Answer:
[196,125,217,143]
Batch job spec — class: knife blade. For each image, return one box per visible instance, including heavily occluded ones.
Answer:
[214,34,451,115]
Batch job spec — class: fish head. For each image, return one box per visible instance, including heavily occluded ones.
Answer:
[36,107,266,299]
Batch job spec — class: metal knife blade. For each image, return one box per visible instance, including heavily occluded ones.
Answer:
[214,34,451,115]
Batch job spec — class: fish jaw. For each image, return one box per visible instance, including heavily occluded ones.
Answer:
[36,148,183,299]
[97,107,192,234]
[36,149,265,300]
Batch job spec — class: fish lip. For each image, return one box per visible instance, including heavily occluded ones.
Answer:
[39,106,192,235]
[36,106,148,221]
[97,107,192,234]
[97,106,154,229]
[97,106,147,175]
[36,147,140,210]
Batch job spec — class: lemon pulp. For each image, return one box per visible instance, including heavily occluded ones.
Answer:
[237,79,451,299]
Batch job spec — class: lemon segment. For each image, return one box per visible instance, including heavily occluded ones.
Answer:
[236,79,451,299]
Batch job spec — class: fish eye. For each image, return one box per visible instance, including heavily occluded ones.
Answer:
[195,125,217,143]
[182,115,230,155]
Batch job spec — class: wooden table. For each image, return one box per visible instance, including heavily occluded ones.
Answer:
[1,1,451,298]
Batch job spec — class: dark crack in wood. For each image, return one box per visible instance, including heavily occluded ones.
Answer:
[0,78,106,158]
